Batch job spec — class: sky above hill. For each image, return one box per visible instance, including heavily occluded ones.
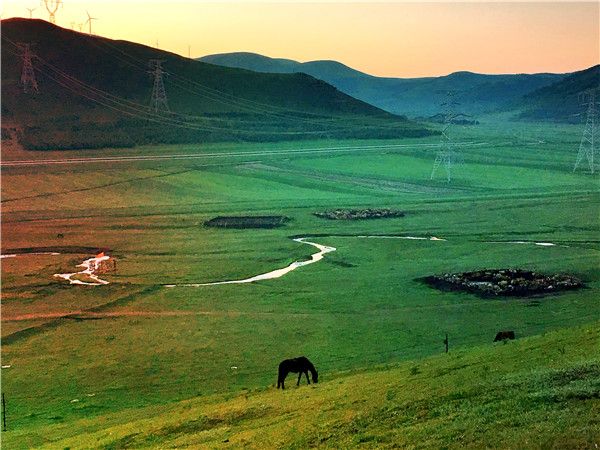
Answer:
[3,1,598,77]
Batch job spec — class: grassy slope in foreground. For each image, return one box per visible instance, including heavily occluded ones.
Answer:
[7,322,599,449]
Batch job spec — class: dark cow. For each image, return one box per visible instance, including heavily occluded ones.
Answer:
[494,331,515,342]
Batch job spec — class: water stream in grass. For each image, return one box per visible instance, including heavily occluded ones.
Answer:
[1,252,60,259]
[164,238,336,287]
[5,237,563,288]
[54,254,112,286]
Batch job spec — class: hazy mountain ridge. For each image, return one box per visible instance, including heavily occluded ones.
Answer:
[199,52,568,118]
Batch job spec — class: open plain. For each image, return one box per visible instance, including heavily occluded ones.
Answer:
[2,120,599,447]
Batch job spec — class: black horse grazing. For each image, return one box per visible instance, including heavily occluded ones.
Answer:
[494,330,515,342]
[277,356,318,389]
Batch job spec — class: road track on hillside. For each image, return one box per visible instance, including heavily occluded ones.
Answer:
[0,141,487,167]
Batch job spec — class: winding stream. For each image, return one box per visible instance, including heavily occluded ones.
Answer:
[4,236,563,288]
[165,238,336,287]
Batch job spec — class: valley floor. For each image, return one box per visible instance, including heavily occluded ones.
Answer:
[1,121,599,447]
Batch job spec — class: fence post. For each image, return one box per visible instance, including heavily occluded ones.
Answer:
[2,393,7,431]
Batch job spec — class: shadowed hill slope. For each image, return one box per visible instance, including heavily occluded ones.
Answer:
[5,322,599,448]
[1,19,431,149]
[199,52,567,118]
[518,65,600,122]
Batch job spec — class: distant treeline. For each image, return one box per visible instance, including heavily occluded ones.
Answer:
[14,118,437,151]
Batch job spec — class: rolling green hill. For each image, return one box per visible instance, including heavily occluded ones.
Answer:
[1,19,430,150]
[517,65,600,122]
[5,322,599,448]
[199,52,567,118]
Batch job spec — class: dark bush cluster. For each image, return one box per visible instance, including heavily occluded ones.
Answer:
[314,208,405,220]
[423,269,583,298]
[204,216,290,229]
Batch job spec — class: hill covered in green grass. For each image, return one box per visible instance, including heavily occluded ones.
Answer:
[199,52,567,118]
[1,19,430,150]
[517,65,600,123]
[5,322,599,448]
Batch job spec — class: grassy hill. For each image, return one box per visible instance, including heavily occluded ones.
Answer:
[1,19,430,150]
[517,65,600,123]
[5,322,599,448]
[199,52,566,118]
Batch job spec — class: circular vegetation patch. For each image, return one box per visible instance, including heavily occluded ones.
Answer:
[314,208,405,220]
[422,269,583,298]
[204,216,290,229]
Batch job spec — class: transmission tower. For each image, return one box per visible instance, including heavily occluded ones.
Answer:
[148,60,170,113]
[16,43,39,93]
[43,0,62,24]
[26,7,36,18]
[431,91,463,182]
[573,90,598,174]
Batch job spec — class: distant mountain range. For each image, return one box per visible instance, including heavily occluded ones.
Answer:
[1,19,431,150]
[199,52,598,121]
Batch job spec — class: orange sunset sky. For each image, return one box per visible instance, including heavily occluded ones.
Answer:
[2,1,599,77]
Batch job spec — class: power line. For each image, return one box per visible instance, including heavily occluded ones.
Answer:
[148,59,170,113]
[2,35,428,139]
[16,42,39,93]
[573,89,598,174]
[87,36,388,125]
[29,54,342,135]
[42,0,62,25]
[430,90,464,183]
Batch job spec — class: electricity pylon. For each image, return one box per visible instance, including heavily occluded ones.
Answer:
[26,7,36,18]
[148,60,169,113]
[17,43,39,93]
[43,0,62,24]
[573,90,598,174]
[431,91,463,182]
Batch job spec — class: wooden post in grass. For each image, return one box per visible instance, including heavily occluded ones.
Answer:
[2,393,7,431]
[443,333,449,354]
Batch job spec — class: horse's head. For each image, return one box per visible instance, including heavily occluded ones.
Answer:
[312,370,318,383]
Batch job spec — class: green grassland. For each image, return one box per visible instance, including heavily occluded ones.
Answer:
[5,322,599,448]
[1,120,599,447]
